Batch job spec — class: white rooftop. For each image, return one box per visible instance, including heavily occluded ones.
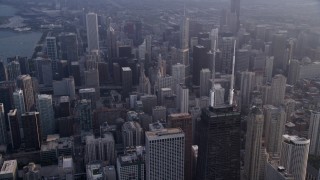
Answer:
[0,160,17,175]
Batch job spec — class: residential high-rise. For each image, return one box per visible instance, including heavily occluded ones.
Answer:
[0,104,7,145]
[7,109,21,149]
[140,95,157,115]
[145,125,185,180]
[22,112,42,150]
[84,69,100,99]
[152,106,167,123]
[7,61,21,81]
[172,63,185,85]
[193,45,211,85]
[200,69,211,97]
[117,147,145,180]
[122,121,143,148]
[244,107,265,180]
[220,37,235,74]
[13,89,25,116]
[46,36,58,61]
[177,84,189,113]
[0,61,7,81]
[270,74,287,106]
[240,71,255,112]
[280,135,310,180]
[263,105,286,156]
[85,133,115,164]
[36,94,55,137]
[17,75,35,112]
[121,67,133,98]
[181,17,189,49]
[287,59,300,85]
[86,12,100,52]
[75,99,92,132]
[59,32,79,62]
[308,111,320,156]
[168,113,193,180]
[35,57,53,86]
[196,106,241,180]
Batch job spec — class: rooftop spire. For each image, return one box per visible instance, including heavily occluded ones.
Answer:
[228,40,236,106]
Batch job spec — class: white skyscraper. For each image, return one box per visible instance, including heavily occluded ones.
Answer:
[86,12,100,52]
[176,84,189,113]
[13,89,25,116]
[146,124,185,180]
[308,111,320,156]
[180,17,189,49]
[200,69,211,97]
[263,105,286,156]
[172,63,185,85]
[280,135,310,180]
[36,94,55,137]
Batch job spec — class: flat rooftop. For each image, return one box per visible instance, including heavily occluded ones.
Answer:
[0,160,17,174]
[146,128,183,139]
[122,67,131,71]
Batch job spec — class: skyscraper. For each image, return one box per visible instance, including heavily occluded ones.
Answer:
[117,147,145,180]
[168,113,193,180]
[0,61,7,81]
[86,12,100,52]
[272,32,287,72]
[75,99,92,132]
[240,71,255,112]
[280,135,310,180]
[145,125,185,180]
[121,67,133,98]
[263,105,286,156]
[59,32,79,62]
[84,69,100,99]
[200,69,211,97]
[7,109,21,149]
[308,111,320,156]
[287,59,300,85]
[7,61,21,81]
[122,121,143,148]
[35,58,53,86]
[244,107,265,180]
[177,84,189,113]
[22,112,42,150]
[85,133,115,164]
[172,63,185,85]
[46,36,58,61]
[36,94,55,137]
[270,74,287,106]
[0,104,7,145]
[193,45,211,85]
[181,17,189,49]
[13,89,26,116]
[17,75,35,112]
[220,37,235,74]
[196,106,240,180]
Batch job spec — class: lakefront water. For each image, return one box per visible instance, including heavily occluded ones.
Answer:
[0,4,42,60]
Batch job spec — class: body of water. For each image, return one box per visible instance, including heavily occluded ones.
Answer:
[0,4,42,60]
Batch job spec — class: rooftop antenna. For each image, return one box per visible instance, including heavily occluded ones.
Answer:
[228,40,236,106]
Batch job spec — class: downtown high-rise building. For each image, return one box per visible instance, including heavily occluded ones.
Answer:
[308,111,320,156]
[75,99,92,132]
[145,125,185,180]
[86,12,100,52]
[46,36,58,61]
[7,61,21,81]
[84,69,100,99]
[180,16,189,50]
[34,57,53,86]
[168,113,193,180]
[13,89,26,116]
[176,84,189,113]
[172,63,185,85]
[22,112,42,150]
[0,104,7,145]
[117,147,145,180]
[121,67,133,98]
[270,74,287,106]
[59,32,79,62]
[244,107,265,180]
[122,121,143,148]
[196,106,240,180]
[36,94,55,138]
[240,71,255,112]
[0,61,7,81]
[220,37,235,74]
[85,133,115,164]
[7,109,21,150]
[263,105,286,156]
[280,135,310,180]
[200,69,211,97]
[17,75,35,112]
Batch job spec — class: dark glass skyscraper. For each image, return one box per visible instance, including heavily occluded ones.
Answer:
[196,105,241,180]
